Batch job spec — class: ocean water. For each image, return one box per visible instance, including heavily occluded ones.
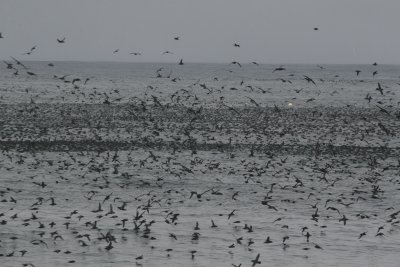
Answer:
[0,62,400,267]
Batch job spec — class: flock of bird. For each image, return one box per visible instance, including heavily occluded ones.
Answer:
[0,31,400,267]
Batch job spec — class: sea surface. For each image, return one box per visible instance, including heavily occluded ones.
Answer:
[0,62,400,267]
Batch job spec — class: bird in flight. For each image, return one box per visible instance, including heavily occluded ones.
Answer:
[113,49,120,54]
[10,56,28,69]
[273,66,285,72]
[251,254,261,266]
[355,70,361,76]
[304,75,317,86]
[0,32,3,38]
[233,43,240,47]
[57,37,66,43]
[162,51,174,55]
[376,83,384,95]
[23,46,37,55]
[130,52,141,55]
[174,36,180,40]
[230,61,242,67]
[178,59,184,65]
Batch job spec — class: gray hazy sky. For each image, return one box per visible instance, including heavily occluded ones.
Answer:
[0,0,399,64]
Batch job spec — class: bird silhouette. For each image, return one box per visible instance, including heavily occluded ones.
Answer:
[57,37,66,43]
[251,254,261,266]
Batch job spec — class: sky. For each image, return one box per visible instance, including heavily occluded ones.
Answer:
[0,0,399,64]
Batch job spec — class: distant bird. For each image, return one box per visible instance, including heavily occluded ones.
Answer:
[23,46,37,55]
[364,93,372,103]
[251,62,259,65]
[304,75,316,86]
[251,254,261,266]
[359,232,367,239]
[57,37,66,43]
[272,66,285,72]
[372,71,378,77]
[355,70,361,76]
[10,56,28,69]
[314,27,319,30]
[0,32,3,38]
[174,36,180,40]
[339,215,348,225]
[130,52,141,55]
[162,51,174,55]
[178,59,184,65]
[26,71,37,76]
[233,43,240,47]
[3,60,13,69]
[113,49,120,54]
[230,61,241,67]
[376,83,384,95]
[373,62,378,66]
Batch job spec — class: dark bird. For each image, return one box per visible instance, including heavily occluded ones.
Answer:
[376,83,384,95]
[359,232,367,239]
[373,71,378,77]
[162,51,174,55]
[365,93,372,103]
[130,52,141,55]
[314,27,319,30]
[251,253,261,266]
[305,232,311,242]
[233,43,240,47]
[355,70,361,76]
[0,32,3,38]
[10,57,28,69]
[3,61,13,69]
[26,71,37,76]
[230,61,242,67]
[228,209,236,220]
[304,75,317,86]
[174,36,180,40]
[113,49,120,54]
[339,215,348,225]
[178,59,184,65]
[246,97,260,107]
[273,66,285,72]
[375,104,390,116]
[57,37,66,43]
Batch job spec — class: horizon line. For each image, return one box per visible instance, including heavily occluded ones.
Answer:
[0,58,396,66]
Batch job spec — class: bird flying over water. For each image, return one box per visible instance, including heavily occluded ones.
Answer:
[251,254,261,266]
[376,83,384,95]
[272,66,285,72]
[230,61,241,67]
[304,75,316,86]
[57,37,66,43]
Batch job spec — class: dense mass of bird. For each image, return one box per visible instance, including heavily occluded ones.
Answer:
[0,31,400,267]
